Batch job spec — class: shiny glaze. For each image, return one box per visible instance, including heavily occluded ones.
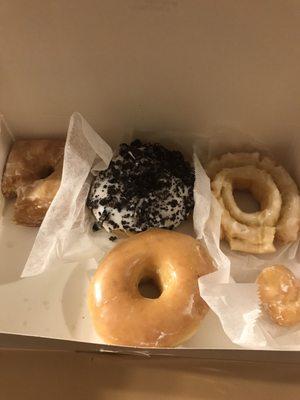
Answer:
[207,152,300,253]
[88,229,214,347]
[257,265,300,327]
[1,139,65,226]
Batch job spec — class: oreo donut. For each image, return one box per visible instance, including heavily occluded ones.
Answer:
[87,140,194,233]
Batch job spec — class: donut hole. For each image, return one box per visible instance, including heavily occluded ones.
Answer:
[138,276,162,299]
[230,176,262,214]
[39,166,55,179]
[233,189,261,213]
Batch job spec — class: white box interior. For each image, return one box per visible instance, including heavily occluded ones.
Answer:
[0,129,237,350]
[1,1,300,351]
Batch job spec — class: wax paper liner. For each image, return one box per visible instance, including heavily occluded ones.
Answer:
[19,116,300,349]
[0,115,14,218]
[21,114,197,279]
[17,114,216,347]
[195,127,300,349]
[22,112,114,277]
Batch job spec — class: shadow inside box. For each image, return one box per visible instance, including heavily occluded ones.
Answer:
[175,217,194,236]
[0,200,38,284]
[61,261,98,341]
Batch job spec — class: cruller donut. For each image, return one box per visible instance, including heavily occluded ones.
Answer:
[207,152,300,253]
[88,229,214,347]
[1,139,65,226]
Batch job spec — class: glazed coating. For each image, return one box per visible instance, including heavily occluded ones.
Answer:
[1,139,65,226]
[211,165,281,253]
[207,152,300,253]
[257,265,300,327]
[88,229,214,347]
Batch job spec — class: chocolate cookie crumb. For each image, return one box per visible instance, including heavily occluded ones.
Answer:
[88,140,194,232]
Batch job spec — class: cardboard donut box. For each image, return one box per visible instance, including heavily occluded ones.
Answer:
[1,1,300,362]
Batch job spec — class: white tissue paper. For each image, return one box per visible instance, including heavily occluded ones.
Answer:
[0,115,14,218]
[195,129,300,350]
[22,115,198,279]
[22,112,114,277]
[21,115,300,350]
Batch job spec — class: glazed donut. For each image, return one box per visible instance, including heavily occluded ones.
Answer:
[207,152,300,253]
[257,265,300,327]
[1,139,65,226]
[87,140,194,233]
[88,229,214,347]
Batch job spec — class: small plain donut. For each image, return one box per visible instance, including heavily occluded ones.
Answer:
[88,229,214,347]
[206,152,300,253]
[1,139,65,226]
[257,265,300,327]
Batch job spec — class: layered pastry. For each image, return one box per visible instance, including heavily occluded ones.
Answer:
[206,152,300,254]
